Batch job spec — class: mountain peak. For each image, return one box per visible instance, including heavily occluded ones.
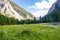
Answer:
[0,0,35,20]
[48,0,60,14]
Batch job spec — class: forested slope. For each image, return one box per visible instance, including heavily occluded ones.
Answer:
[42,9,60,22]
[0,13,20,25]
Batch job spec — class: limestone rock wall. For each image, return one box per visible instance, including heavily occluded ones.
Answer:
[48,0,60,14]
[56,0,60,7]
[0,1,24,20]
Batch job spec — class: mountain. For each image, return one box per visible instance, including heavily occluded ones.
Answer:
[55,0,60,8]
[48,0,60,14]
[42,0,60,22]
[0,0,35,21]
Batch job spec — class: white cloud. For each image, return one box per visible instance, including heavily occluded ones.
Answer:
[49,0,57,3]
[28,0,57,17]
[33,10,48,17]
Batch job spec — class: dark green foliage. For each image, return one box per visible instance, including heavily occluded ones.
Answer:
[41,8,60,22]
[20,19,37,24]
[39,16,42,23]
[0,13,38,25]
[0,24,60,40]
[20,17,38,24]
[0,13,20,25]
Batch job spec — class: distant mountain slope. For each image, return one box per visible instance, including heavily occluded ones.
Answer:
[42,0,60,22]
[0,13,20,25]
[48,0,60,14]
[42,9,60,22]
[10,1,35,20]
[0,0,35,20]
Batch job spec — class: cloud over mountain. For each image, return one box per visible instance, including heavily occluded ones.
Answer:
[29,0,57,17]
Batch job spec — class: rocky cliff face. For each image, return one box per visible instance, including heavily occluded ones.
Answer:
[48,3,55,14]
[55,0,60,8]
[0,0,35,20]
[48,0,60,14]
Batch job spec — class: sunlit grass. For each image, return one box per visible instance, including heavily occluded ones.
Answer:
[0,24,60,40]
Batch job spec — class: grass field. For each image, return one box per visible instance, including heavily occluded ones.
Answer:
[0,24,60,40]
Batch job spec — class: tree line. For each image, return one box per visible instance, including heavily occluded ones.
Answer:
[0,13,20,25]
[0,13,38,25]
[0,8,60,25]
[40,8,60,22]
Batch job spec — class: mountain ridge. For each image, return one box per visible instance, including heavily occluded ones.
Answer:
[42,0,60,22]
[10,1,35,20]
[48,0,60,14]
[0,0,35,20]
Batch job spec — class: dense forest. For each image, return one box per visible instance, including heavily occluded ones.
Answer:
[0,13,20,25]
[41,8,60,22]
[0,13,37,25]
[0,8,60,25]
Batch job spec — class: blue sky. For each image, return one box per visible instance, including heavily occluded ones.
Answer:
[12,0,57,17]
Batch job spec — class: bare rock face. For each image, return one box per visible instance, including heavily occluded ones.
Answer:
[0,0,34,20]
[48,0,60,14]
[48,3,55,14]
[56,0,60,7]
[0,1,23,20]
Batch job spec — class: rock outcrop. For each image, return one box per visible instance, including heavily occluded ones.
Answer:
[55,0,60,8]
[48,0,60,14]
[0,0,35,20]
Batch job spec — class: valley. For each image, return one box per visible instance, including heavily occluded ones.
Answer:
[0,24,60,40]
[0,0,60,40]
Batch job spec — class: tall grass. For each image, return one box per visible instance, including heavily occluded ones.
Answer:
[0,24,60,40]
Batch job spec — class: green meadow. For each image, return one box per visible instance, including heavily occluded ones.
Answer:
[0,24,60,40]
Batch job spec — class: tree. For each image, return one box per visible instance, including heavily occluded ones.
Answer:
[0,13,20,25]
[33,17,37,24]
[39,16,42,23]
